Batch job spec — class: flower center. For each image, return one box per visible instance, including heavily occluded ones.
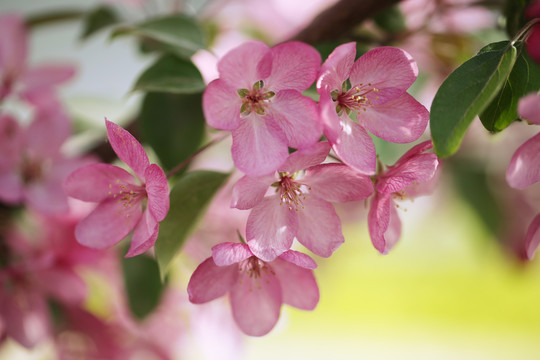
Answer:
[20,155,48,184]
[277,173,309,211]
[239,256,272,279]
[237,80,275,116]
[108,180,146,218]
[331,80,379,116]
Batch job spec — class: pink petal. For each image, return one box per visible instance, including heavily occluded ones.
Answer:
[332,118,376,175]
[279,141,331,174]
[526,213,540,260]
[202,79,242,130]
[64,163,136,202]
[368,193,402,254]
[35,268,86,304]
[271,258,319,310]
[0,173,23,204]
[105,119,149,180]
[265,41,321,92]
[217,41,271,89]
[360,93,429,143]
[187,258,237,304]
[278,250,317,269]
[304,163,374,202]
[212,242,253,266]
[392,140,434,168]
[518,93,540,125]
[270,90,322,149]
[125,209,159,257]
[318,91,342,144]
[0,287,50,349]
[295,196,344,257]
[246,196,297,261]
[25,108,71,157]
[317,42,356,92]
[0,14,27,79]
[230,264,282,336]
[377,154,439,194]
[75,198,142,249]
[25,176,69,214]
[0,114,23,171]
[145,164,169,222]
[349,47,418,103]
[21,64,76,92]
[231,115,288,176]
[231,174,274,210]
[506,132,540,189]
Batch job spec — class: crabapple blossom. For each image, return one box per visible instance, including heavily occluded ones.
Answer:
[0,106,92,214]
[525,0,540,64]
[0,14,75,107]
[187,242,319,336]
[231,141,373,261]
[64,119,169,257]
[203,40,322,176]
[317,42,429,175]
[368,140,439,254]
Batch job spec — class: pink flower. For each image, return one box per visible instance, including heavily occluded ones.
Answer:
[368,140,439,254]
[64,119,169,257]
[202,41,322,176]
[231,142,373,261]
[0,107,92,214]
[187,242,319,336]
[317,43,429,175]
[526,0,540,64]
[506,93,540,189]
[0,14,75,107]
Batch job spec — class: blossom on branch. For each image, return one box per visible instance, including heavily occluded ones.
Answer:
[203,41,322,176]
[317,42,429,175]
[231,142,373,261]
[64,120,169,257]
[187,242,319,336]
[368,140,439,254]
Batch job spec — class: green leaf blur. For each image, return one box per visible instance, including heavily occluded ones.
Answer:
[133,54,205,94]
[80,5,119,40]
[430,43,517,158]
[155,170,230,279]
[122,254,164,320]
[138,92,205,172]
[111,14,205,59]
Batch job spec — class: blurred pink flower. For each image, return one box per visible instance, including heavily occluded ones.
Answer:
[506,94,540,189]
[203,41,322,176]
[0,107,92,214]
[317,43,429,175]
[0,14,75,108]
[369,140,439,254]
[526,0,540,64]
[64,120,169,257]
[231,142,373,261]
[188,242,319,336]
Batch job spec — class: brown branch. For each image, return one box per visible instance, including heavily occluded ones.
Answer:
[289,0,403,44]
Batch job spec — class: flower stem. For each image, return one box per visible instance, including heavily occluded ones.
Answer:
[166,133,230,178]
[512,18,540,45]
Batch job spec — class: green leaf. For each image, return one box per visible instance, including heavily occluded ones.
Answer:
[479,42,540,132]
[111,14,205,59]
[155,170,230,279]
[122,254,164,319]
[132,54,205,94]
[80,5,119,40]
[430,43,517,158]
[373,5,406,34]
[138,92,205,172]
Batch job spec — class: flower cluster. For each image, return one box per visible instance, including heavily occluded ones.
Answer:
[188,40,440,336]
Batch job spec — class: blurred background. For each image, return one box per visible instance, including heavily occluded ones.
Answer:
[1,0,540,359]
